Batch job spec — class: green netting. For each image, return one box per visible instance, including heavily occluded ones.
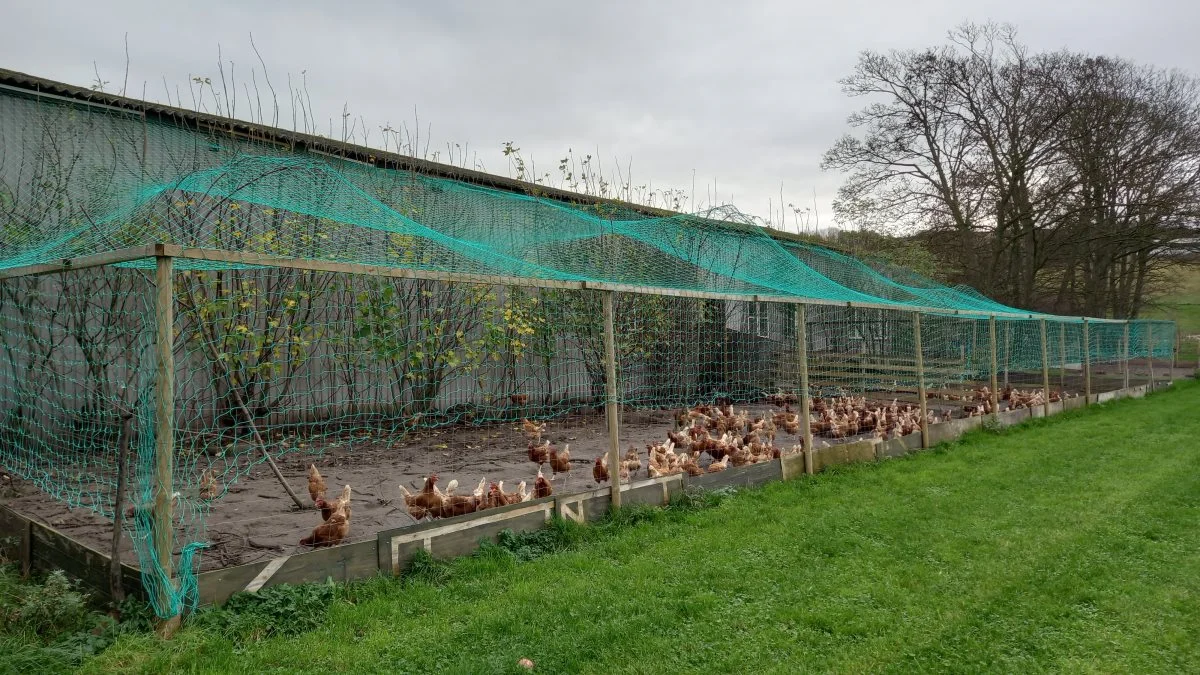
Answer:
[0,81,1178,619]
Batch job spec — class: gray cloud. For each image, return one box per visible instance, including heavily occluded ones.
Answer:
[2,0,1198,232]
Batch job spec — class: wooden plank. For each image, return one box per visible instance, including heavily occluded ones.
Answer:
[620,475,683,508]
[556,490,611,523]
[258,539,378,589]
[1062,395,1085,411]
[812,439,878,472]
[995,408,1029,428]
[381,500,554,575]
[780,451,806,481]
[0,245,159,280]
[197,560,270,606]
[602,291,622,507]
[25,518,142,600]
[686,460,781,491]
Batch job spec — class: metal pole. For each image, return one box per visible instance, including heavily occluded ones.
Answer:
[601,291,622,508]
[1040,319,1051,417]
[1123,321,1130,390]
[795,304,813,474]
[153,255,178,635]
[914,312,928,449]
[1082,318,1092,404]
[988,316,999,417]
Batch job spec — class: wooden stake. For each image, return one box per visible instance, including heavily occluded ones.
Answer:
[1039,319,1051,417]
[154,255,180,635]
[1058,323,1066,391]
[1146,323,1155,389]
[601,291,621,508]
[914,312,928,449]
[109,415,132,607]
[1002,321,1011,388]
[1082,318,1091,404]
[989,316,999,418]
[1123,321,1130,390]
[796,304,813,475]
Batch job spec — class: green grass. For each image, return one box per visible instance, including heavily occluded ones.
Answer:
[1145,263,1200,363]
[85,381,1200,673]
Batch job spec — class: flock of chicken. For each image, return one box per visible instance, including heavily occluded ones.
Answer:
[297,386,1074,548]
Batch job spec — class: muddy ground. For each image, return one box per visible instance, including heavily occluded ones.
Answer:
[1,373,1138,574]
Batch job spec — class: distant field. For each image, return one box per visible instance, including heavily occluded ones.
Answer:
[1145,263,1200,364]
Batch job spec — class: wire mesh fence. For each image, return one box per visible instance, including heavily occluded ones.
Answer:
[0,78,1180,619]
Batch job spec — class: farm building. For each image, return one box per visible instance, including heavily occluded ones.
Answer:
[0,68,1180,625]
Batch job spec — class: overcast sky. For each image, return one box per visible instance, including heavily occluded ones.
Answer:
[3,0,1199,232]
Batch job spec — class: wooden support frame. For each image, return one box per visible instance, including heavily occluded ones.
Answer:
[989,316,999,418]
[153,255,179,634]
[601,291,622,508]
[1082,318,1092,403]
[796,304,813,474]
[913,312,928,449]
[1039,319,1051,417]
[1002,321,1011,388]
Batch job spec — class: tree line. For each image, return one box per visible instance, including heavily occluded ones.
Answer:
[823,22,1200,318]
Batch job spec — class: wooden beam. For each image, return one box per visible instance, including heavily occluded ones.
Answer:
[153,255,179,635]
[1002,321,1011,388]
[913,312,928,449]
[601,291,622,508]
[988,316,999,419]
[796,304,813,475]
[1040,319,1051,417]
[0,245,160,280]
[1082,318,1092,403]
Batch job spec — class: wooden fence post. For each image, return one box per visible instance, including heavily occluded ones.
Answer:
[1082,318,1091,404]
[154,254,179,635]
[601,291,621,508]
[1123,321,1130,390]
[796,304,813,474]
[914,312,928,449]
[1039,319,1051,417]
[988,316,999,418]
[1146,322,1154,389]
[1002,321,1011,388]
[1058,323,1066,391]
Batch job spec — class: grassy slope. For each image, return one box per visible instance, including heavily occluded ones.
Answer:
[89,381,1200,674]
[1145,263,1200,362]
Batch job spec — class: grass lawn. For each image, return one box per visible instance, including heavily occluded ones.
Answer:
[80,380,1200,674]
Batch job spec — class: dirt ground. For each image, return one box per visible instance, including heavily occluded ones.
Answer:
[1,373,1137,574]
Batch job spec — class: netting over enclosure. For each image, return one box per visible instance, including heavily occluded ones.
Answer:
[0,75,1178,618]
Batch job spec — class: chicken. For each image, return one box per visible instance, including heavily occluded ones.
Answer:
[593,455,610,483]
[497,481,524,506]
[521,418,546,441]
[622,447,642,477]
[511,394,530,406]
[198,469,218,501]
[549,444,571,476]
[528,440,551,465]
[534,468,553,498]
[399,474,445,515]
[307,464,327,504]
[299,510,349,548]
[707,455,730,473]
[318,483,353,521]
[300,486,351,548]
[682,453,703,477]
